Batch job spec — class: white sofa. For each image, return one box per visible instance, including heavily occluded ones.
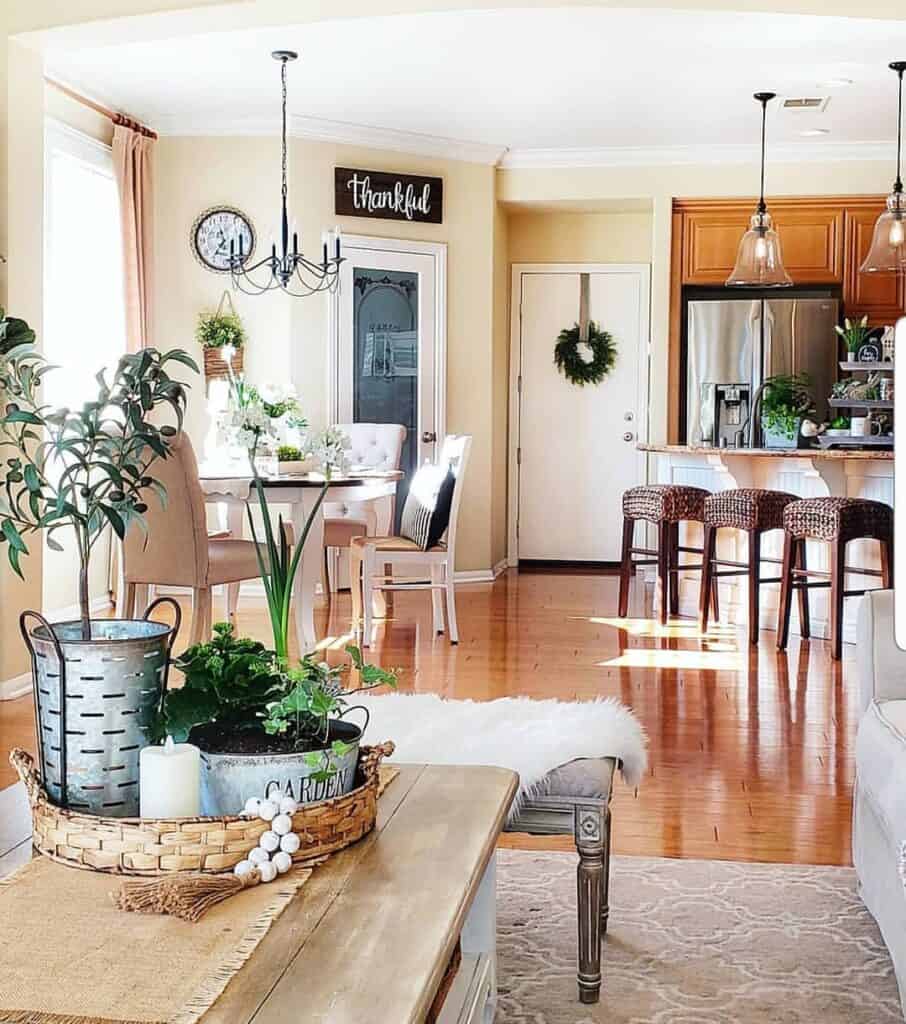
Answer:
[854,589,906,1013]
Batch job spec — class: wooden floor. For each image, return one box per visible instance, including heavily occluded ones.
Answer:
[0,569,858,866]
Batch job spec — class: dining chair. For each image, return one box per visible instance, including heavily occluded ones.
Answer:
[121,432,267,646]
[350,434,472,646]
[323,422,407,593]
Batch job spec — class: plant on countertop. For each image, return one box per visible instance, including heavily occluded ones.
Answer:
[835,315,871,357]
[277,445,303,462]
[760,373,815,442]
[0,322,198,637]
[157,622,396,765]
[554,321,617,386]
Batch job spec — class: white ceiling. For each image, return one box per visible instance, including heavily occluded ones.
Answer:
[44,7,906,162]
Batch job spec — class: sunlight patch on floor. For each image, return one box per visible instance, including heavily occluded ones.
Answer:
[598,648,747,672]
[312,632,357,652]
[585,616,738,641]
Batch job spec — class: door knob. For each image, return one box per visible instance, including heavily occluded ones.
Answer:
[623,431,634,442]
[421,431,437,443]
[624,411,634,422]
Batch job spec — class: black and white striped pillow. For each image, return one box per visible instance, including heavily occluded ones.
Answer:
[400,463,456,550]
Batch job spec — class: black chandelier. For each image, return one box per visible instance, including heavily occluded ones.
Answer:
[229,50,343,297]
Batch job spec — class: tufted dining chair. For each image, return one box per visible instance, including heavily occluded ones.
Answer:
[121,432,267,646]
[323,423,407,592]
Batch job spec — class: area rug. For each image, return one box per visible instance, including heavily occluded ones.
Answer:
[496,850,902,1023]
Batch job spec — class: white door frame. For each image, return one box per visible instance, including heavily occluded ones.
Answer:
[508,262,652,566]
[328,233,447,444]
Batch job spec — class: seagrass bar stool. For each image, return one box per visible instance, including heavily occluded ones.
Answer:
[777,497,894,661]
[618,484,717,625]
[699,488,801,645]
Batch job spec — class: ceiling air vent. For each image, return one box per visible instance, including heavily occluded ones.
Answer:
[781,96,830,112]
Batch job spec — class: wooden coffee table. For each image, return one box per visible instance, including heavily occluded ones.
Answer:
[0,763,517,1023]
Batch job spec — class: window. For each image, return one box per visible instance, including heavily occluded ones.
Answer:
[44,120,126,407]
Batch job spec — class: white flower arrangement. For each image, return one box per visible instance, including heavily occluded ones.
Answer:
[304,425,352,477]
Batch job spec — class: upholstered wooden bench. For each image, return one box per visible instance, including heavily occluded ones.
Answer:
[507,756,617,1005]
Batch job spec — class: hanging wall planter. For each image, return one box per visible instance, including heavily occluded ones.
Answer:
[196,290,246,382]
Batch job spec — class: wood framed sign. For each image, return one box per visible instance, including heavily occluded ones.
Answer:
[335,167,443,224]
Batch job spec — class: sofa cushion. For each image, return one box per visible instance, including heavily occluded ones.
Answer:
[856,699,906,845]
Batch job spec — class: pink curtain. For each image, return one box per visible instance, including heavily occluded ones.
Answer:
[112,119,155,352]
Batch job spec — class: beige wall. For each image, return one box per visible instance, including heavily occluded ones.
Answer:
[507,209,653,264]
[499,159,894,446]
[154,136,499,572]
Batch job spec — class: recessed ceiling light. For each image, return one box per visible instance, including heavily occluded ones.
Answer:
[800,128,831,136]
[818,78,853,88]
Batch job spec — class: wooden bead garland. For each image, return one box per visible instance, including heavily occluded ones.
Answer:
[233,793,299,887]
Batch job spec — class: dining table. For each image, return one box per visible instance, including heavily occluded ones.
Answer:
[198,464,402,652]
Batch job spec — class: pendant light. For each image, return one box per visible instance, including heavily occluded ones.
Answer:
[860,61,906,275]
[726,92,793,287]
[229,51,343,297]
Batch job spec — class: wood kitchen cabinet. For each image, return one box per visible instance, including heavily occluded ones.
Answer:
[679,200,843,284]
[843,204,906,326]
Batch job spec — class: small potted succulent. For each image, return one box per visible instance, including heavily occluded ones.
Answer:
[276,444,314,475]
[835,315,870,364]
[0,306,198,814]
[155,623,397,813]
[196,292,246,380]
[760,373,815,449]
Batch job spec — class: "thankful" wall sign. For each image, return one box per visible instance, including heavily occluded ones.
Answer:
[335,167,443,224]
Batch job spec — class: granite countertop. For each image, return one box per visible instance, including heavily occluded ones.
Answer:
[638,443,894,461]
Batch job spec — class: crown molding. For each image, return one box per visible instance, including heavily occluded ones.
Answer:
[499,141,896,170]
[153,111,509,165]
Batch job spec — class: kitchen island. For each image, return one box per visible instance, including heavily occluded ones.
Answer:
[638,443,893,643]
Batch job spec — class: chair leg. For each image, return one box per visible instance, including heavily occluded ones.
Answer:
[881,536,894,589]
[601,810,612,934]
[776,533,796,651]
[796,539,811,639]
[698,524,717,634]
[575,803,606,1005]
[668,522,680,616]
[656,520,670,625]
[444,562,459,644]
[362,546,376,648]
[226,582,240,621]
[829,538,846,662]
[383,562,395,613]
[430,563,445,635]
[617,517,634,618]
[349,545,364,634]
[189,587,212,646]
[747,529,761,646]
[123,583,137,619]
[322,548,331,603]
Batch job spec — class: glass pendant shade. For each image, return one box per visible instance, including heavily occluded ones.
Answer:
[860,192,906,274]
[727,210,793,287]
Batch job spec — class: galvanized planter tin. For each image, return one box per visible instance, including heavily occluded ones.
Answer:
[198,718,365,816]
[20,599,180,818]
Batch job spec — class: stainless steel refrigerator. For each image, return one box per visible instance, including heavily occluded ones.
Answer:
[684,293,839,446]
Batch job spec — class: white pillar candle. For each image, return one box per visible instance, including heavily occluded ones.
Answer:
[139,736,201,818]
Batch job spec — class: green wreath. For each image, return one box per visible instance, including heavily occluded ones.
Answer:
[554,321,617,386]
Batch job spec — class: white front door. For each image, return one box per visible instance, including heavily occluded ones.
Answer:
[333,237,446,526]
[514,265,650,563]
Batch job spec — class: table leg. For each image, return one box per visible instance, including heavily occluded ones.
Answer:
[292,490,325,653]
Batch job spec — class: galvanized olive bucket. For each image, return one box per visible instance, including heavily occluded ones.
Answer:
[21,599,180,817]
[198,713,367,816]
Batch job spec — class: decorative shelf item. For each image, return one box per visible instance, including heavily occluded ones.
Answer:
[818,434,894,450]
[839,361,894,372]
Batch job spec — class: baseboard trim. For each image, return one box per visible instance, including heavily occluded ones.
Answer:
[0,671,31,701]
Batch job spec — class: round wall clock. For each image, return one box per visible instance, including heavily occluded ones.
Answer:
[190,206,256,273]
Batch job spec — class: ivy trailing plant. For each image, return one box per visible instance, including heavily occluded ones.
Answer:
[760,373,815,442]
[156,622,397,761]
[0,315,198,637]
[554,321,617,386]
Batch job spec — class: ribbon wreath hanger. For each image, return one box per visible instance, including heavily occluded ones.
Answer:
[553,272,617,386]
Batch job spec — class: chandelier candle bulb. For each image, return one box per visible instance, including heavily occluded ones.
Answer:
[138,736,200,818]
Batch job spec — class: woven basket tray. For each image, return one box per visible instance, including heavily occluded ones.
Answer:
[10,742,394,876]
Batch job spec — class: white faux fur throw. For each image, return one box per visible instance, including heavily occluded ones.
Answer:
[351,693,648,805]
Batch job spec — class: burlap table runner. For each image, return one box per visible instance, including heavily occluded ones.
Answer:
[0,855,311,1024]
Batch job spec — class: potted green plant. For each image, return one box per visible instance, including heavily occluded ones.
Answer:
[155,622,396,812]
[196,291,246,380]
[760,373,814,449]
[835,315,870,363]
[0,307,198,814]
[276,444,314,475]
